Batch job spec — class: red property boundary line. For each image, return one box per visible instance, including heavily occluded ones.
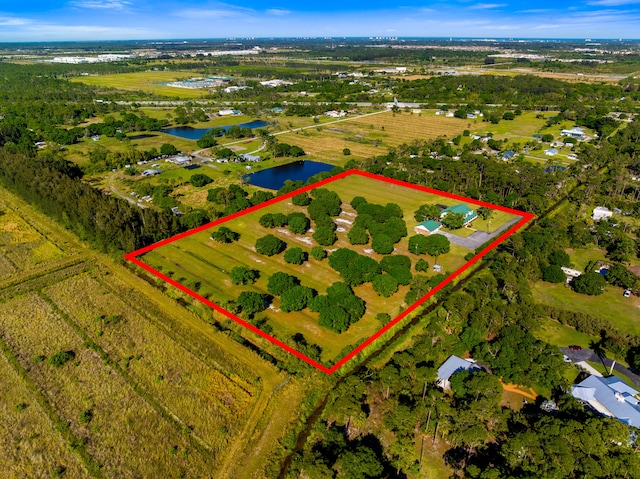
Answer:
[125,169,535,375]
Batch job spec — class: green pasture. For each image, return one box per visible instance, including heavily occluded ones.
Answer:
[532,281,640,336]
[70,70,213,98]
[532,317,597,349]
[140,174,506,364]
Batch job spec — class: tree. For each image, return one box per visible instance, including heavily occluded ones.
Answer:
[255,234,287,256]
[348,225,369,245]
[287,213,310,234]
[371,234,394,254]
[180,209,209,229]
[572,272,606,295]
[408,234,429,255]
[210,226,239,243]
[189,173,213,187]
[237,291,267,317]
[280,285,315,312]
[267,272,300,296]
[415,258,429,272]
[328,248,381,286]
[313,226,338,246]
[542,264,565,283]
[381,255,413,285]
[548,249,571,266]
[606,263,639,290]
[292,192,311,206]
[441,212,465,230]
[425,234,450,258]
[414,204,442,222]
[372,274,399,297]
[259,213,288,228]
[343,148,351,156]
[229,266,258,285]
[310,246,327,260]
[160,143,178,156]
[502,111,515,120]
[284,247,307,265]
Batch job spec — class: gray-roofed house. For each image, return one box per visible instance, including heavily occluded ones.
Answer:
[436,355,481,391]
[571,375,640,428]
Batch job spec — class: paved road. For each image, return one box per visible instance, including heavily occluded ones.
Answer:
[561,346,640,389]
[435,216,522,250]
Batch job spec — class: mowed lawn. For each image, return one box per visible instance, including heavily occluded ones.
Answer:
[140,174,518,365]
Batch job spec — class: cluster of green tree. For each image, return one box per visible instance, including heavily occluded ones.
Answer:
[0,149,183,253]
[288,333,322,363]
[348,197,407,254]
[290,230,640,477]
[309,282,366,333]
[207,184,274,216]
[328,248,381,286]
[304,188,343,246]
[267,272,316,313]
[273,142,305,158]
[171,105,207,125]
[391,74,628,109]
[210,226,240,243]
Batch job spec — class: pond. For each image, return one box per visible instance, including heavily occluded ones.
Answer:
[243,161,336,190]
[163,120,269,140]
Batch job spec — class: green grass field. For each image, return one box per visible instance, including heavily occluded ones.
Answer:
[70,70,213,98]
[139,173,519,365]
[532,281,640,335]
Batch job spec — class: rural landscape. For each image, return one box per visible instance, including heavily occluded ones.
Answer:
[1,31,640,479]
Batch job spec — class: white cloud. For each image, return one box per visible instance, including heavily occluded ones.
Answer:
[69,0,133,10]
[587,0,640,5]
[468,3,507,9]
[266,9,291,16]
[0,16,31,26]
[174,3,254,19]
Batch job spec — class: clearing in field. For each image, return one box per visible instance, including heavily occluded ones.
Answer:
[127,171,533,374]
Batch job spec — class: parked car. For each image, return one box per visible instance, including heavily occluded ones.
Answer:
[624,290,632,298]
[563,354,572,363]
[569,345,582,351]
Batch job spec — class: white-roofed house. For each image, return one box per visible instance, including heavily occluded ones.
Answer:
[436,355,482,391]
[592,206,613,221]
[572,375,640,428]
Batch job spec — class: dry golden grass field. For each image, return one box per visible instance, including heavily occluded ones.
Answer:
[276,111,469,162]
[0,187,319,479]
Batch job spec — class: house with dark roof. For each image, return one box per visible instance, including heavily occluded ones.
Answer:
[436,355,482,391]
[572,375,640,428]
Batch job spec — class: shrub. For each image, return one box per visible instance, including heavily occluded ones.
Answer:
[415,259,429,272]
[190,173,213,187]
[47,350,76,367]
[572,272,606,296]
[542,265,566,284]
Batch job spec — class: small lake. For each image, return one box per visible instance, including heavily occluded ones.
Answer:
[163,120,269,140]
[244,161,336,190]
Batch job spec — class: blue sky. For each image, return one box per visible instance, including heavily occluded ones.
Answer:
[1,1,639,42]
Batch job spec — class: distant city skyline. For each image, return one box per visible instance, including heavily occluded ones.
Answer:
[1,1,640,42]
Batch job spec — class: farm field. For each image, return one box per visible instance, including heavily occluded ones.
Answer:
[276,110,469,162]
[132,172,526,370]
[0,185,315,479]
[70,70,214,98]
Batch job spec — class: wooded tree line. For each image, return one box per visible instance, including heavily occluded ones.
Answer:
[0,149,183,253]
